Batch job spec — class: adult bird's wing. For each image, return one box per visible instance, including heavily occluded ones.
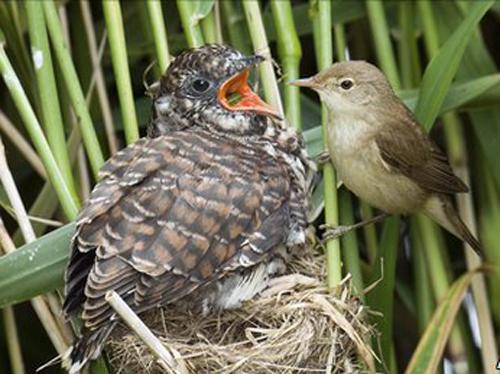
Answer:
[375,109,468,194]
[63,132,292,331]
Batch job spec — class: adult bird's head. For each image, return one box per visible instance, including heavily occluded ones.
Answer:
[291,61,396,113]
[151,44,280,137]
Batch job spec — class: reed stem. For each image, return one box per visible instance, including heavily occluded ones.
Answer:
[309,0,342,289]
[102,0,139,145]
[177,0,204,48]
[201,10,218,44]
[0,42,79,220]
[0,223,25,374]
[0,138,69,354]
[2,307,25,374]
[0,110,46,179]
[270,0,301,129]
[43,1,105,178]
[146,0,170,73]
[333,22,364,296]
[26,1,78,200]
[243,0,284,116]
[220,1,250,54]
[365,3,403,369]
[80,0,118,155]
[365,1,400,89]
[420,4,497,368]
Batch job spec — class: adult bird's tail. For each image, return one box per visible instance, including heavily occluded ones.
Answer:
[423,194,482,256]
[62,324,115,374]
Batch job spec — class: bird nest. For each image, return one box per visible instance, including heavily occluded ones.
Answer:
[106,244,376,373]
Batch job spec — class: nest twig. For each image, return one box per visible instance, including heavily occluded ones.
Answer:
[107,245,376,373]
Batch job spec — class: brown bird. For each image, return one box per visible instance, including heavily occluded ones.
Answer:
[63,44,312,372]
[292,60,481,255]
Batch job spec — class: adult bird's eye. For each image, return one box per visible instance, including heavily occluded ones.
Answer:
[340,79,354,90]
[192,78,211,93]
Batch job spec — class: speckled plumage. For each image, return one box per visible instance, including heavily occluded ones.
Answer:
[63,45,312,372]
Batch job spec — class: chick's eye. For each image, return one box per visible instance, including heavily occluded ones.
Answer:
[192,78,211,93]
[340,79,354,90]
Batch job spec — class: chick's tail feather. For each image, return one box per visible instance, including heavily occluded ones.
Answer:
[423,194,482,256]
[61,323,115,373]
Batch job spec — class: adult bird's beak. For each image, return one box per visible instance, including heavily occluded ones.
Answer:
[218,61,281,119]
[289,77,320,89]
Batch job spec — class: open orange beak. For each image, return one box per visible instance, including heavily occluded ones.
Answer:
[218,69,281,119]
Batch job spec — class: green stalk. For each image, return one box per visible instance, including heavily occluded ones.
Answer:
[135,3,157,77]
[25,1,79,206]
[201,11,218,44]
[339,189,363,298]
[3,212,65,374]
[397,5,436,365]
[177,0,204,48]
[415,215,467,365]
[243,0,284,116]
[417,1,440,62]
[309,0,341,288]
[443,112,498,369]
[0,43,78,220]
[13,126,81,244]
[1,193,28,373]
[476,156,500,324]
[420,221,479,373]
[90,357,110,374]
[366,216,400,374]
[360,203,378,265]
[43,2,104,178]
[270,0,301,129]
[213,0,224,44]
[0,140,69,354]
[420,4,497,369]
[2,308,25,374]
[102,0,139,145]
[398,2,420,88]
[0,110,46,179]
[146,0,170,73]
[0,2,37,108]
[333,23,364,296]
[409,220,434,333]
[398,0,435,340]
[365,1,400,89]
[80,0,118,155]
[333,24,346,61]
[220,1,250,54]
[365,2,402,369]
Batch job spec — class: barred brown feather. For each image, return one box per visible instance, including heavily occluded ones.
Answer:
[63,44,312,373]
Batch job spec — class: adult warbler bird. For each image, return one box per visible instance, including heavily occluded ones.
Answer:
[292,60,481,255]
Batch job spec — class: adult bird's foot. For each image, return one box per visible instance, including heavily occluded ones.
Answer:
[315,151,331,168]
[320,213,389,242]
[320,224,356,242]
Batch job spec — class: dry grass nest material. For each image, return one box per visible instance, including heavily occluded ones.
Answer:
[107,244,376,373]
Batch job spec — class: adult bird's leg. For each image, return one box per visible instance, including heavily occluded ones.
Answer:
[320,213,389,242]
[315,151,331,168]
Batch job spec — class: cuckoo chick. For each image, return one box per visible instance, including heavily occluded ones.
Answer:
[63,44,312,372]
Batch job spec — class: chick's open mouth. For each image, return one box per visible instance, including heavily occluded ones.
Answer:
[218,68,280,118]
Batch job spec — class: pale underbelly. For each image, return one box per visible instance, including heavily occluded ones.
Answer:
[333,152,427,214]
[201,254,287,313]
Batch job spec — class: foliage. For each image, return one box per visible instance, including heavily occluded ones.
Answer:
[0,1,499,373]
